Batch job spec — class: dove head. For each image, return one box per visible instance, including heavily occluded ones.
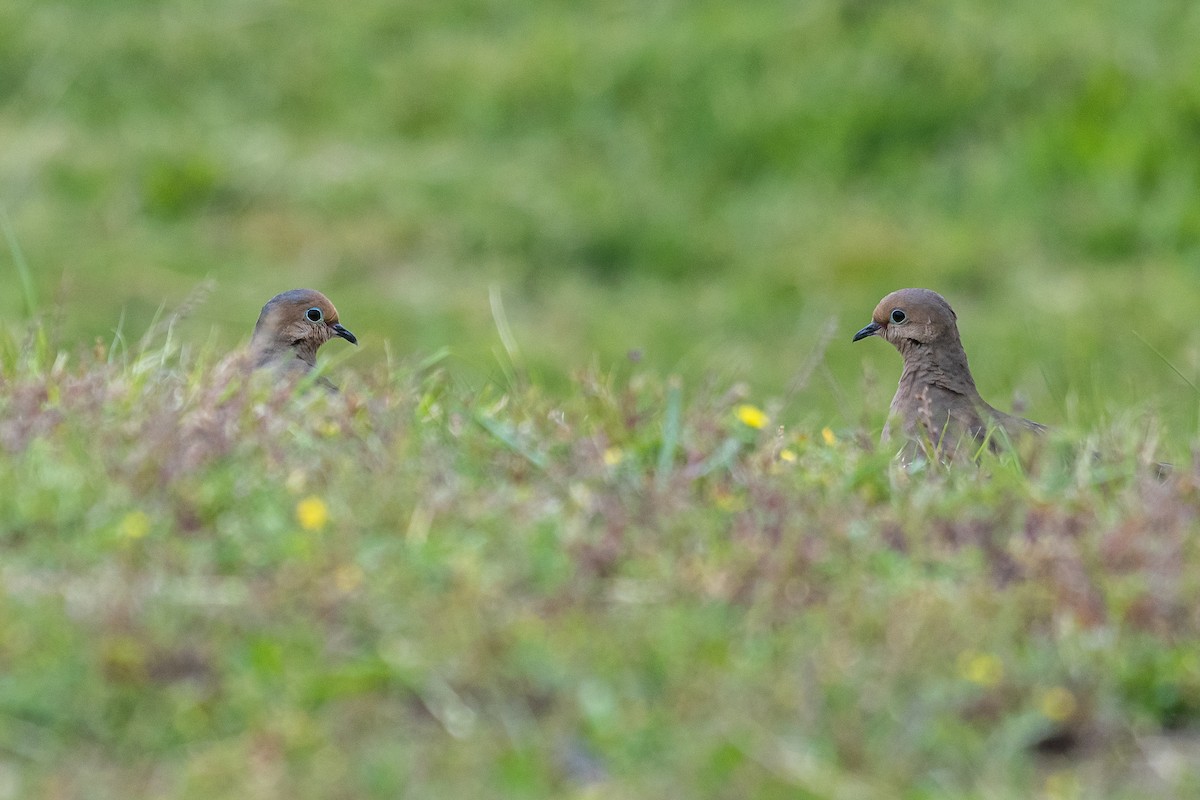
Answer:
[852,288,961,350]
[250,289,357,370]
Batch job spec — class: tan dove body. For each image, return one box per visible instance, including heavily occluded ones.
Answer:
[249,289,357,381]
[853,288,1044,459]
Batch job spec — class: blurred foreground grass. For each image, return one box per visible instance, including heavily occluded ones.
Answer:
[0,328,1198,798]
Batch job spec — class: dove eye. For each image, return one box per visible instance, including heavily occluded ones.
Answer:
[890,309,907,324]
[305,307,323,323]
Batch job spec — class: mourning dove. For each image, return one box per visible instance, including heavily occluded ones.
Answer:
[249,289,357,384]
[853,288,1045,460]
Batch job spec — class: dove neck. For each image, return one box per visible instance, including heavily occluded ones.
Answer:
[895,337,980,397]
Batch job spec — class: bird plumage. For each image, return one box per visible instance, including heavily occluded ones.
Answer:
[249,289,357,382]
[853,288,1044,460]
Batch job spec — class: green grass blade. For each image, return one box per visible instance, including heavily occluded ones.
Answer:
[656,377,682,489]
[0,209,38,319]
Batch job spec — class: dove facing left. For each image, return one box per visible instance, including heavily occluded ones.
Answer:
[852,287,1045,460]
[249,289,357,379]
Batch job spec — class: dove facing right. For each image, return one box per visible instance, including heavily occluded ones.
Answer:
[249,289,358,382]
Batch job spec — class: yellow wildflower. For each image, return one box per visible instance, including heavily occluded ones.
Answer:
[603,447,624,467]
[779,448,797,463]
[957,651,1003,687]
[1038,687,1078,722]
[119,511,151,540]
[296,496,329,531]
[821,427,836,445]
[736,404,769,430]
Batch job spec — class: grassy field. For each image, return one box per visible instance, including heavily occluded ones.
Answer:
[4,0,1200,796]
[5,0,1200,430]
[1,334,1198,798]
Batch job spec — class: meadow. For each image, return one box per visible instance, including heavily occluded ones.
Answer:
[3,0,1200,796]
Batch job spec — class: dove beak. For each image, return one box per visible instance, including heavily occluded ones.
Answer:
[852,321,882,342]
[331,323,358,345]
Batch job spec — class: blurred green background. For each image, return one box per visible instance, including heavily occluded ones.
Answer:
[4,0,1200,437]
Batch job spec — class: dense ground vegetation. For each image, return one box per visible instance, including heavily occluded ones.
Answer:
[4,0,1200,796]
[1,331,1199,798]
